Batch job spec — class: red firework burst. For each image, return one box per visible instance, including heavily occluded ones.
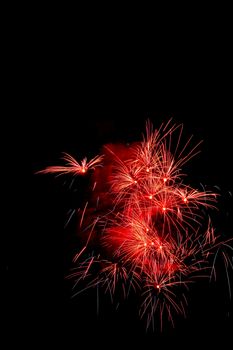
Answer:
[39,119,232,330]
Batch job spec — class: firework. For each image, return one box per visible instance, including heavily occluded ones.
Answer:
[39,119,232,330]
[37,153,104,176]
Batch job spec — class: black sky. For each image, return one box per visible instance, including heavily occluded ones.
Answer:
[3,4,233,347]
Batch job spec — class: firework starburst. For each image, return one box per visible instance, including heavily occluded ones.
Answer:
[39,119,232,330]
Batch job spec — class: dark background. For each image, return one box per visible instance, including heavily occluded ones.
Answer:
[3,5,233,347]
[15,111,231,347]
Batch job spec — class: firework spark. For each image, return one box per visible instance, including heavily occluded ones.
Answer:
[37,153,104,176]
[39,119,232,330]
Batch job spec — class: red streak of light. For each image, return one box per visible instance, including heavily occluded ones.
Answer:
[80,201,88,227]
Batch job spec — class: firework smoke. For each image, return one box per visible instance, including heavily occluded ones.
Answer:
[39,119,232,330]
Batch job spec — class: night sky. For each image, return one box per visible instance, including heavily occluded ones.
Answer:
[4,110,232,348]
[3,5,233,347]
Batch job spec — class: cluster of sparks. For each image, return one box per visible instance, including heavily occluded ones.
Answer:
[39,120,232,330]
